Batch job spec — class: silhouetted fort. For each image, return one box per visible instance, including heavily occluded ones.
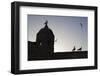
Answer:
[28,20,88,61]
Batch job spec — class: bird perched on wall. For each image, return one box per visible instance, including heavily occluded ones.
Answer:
[72,46,76,52]
[77,47,82,51]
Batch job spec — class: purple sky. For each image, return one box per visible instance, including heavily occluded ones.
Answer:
[28,15,88,52]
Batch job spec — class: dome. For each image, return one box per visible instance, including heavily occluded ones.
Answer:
[36,20,55,42]
[37,25,54,38]
[35,21,55,57]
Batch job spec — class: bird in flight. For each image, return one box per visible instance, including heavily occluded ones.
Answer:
[80,23,83,28]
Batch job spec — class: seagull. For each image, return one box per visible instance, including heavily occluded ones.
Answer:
[77,47,82,51]
[72,46,76,52]
[80,23,83,28]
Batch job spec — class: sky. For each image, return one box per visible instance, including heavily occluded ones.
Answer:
[27,15,88,52]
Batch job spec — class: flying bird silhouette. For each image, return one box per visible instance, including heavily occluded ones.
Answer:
[80,23,83,28]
